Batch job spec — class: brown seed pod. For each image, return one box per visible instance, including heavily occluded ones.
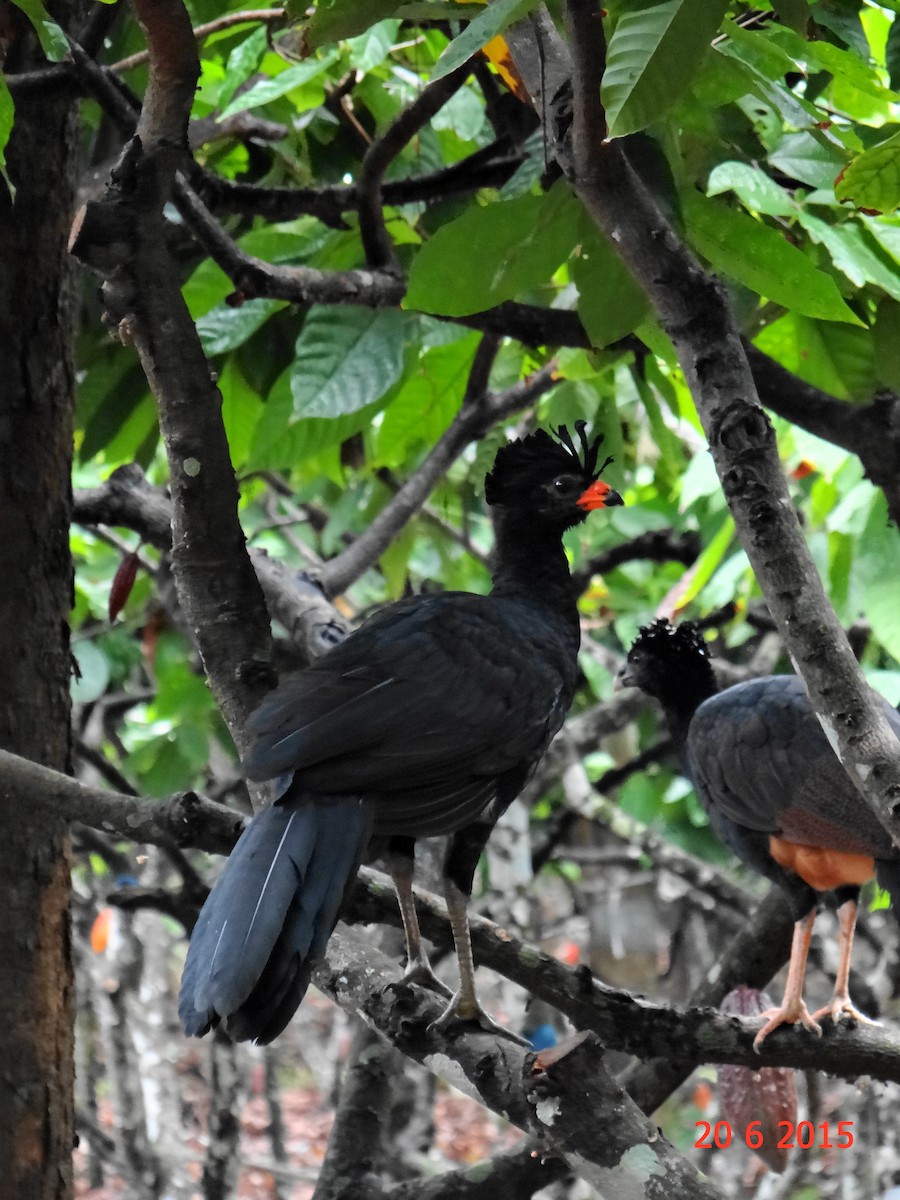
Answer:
[109,551,141,622]
[718,986,798,1173]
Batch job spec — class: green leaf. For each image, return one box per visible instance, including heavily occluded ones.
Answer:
[346,20,402,71]
[250,386,386,470]
[769,131,848,190]
[812,41,898,103]
[374,334,480,467]
[602,0,729,138]
[431,0,539,81]
[667,514,735,613]
[795,211,900,303]
[10,0,68,62]
[305,0,400,49]
[290,307,412,419]
[0,74,14,197]
[405,184,581,316]
[859,492,900,661]
[754,313,875,401]
[219,357,263,469]
[572,227,649,348]
[775,0,812,36]
[706,161,795,217]
[218,52,339,119]
[218,25,269,113]
[835,129,900,214]
[195,298,286,355]
[717,16,798,81]
[681,189,863,325]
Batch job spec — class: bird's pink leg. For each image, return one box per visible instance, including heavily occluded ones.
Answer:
[812,897,876,1027]
[754,910,822,1050]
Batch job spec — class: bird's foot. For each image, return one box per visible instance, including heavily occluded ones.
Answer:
[429,993,530,1046]
[753,1000,822,1051]
[400,958,454,999]
[811,994,877,1028]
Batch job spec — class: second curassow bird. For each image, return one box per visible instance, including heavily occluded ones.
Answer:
[618,618,900,1048]
[179,423,623,1044]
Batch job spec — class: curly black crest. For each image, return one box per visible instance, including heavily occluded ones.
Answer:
[634,618,710,659]
[484,421,611,506]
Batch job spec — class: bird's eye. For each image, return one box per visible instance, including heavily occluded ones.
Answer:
[552,475,576,493]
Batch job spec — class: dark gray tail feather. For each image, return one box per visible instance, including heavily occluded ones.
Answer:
[179,795,372,1044]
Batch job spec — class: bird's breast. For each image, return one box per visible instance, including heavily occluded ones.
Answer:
[768,836,875,892]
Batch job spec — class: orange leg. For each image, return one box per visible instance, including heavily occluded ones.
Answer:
[754,910,822,1051]
[811,898,877,1027]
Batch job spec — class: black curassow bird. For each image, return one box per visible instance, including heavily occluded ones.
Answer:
[179,423,623,1044]
[617,619,900,1048]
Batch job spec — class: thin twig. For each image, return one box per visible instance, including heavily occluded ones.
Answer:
[109,9,285,74]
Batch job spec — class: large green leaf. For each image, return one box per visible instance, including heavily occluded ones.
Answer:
[374,334,481,468]
[305,0,401,49]
[195,299,286,356]
[795,211,900,303]
[571,227,649,348]
[835,129,900,213]
[602,0,729,138]
[10,0,67,62]
[289,306,412,419]
[754,313,875,402]
[249,388,387,470]
[706,162,795,217]
[431,0,539,81]
[405,184,580,316]
[218,52,339,119]
[217,26,268,113]
[681,190,863,325]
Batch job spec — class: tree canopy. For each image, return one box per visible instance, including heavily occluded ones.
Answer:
[5,0,900,1196]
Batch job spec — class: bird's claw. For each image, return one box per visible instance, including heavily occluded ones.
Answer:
[428,993,530,1046]
[753,1002,822,1051]
[399,959,454,999]
[811,996,877,1027]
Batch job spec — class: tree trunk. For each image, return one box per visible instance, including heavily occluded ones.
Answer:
[0,8,82,1196]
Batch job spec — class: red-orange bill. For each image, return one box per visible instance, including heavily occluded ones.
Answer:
[577,480,623,510]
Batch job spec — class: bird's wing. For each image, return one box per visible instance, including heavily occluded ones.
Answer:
[687,676,899,857]
[244,592,574,801]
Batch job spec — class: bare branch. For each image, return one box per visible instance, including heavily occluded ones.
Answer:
[110,9,285,75]
[357,61,476,269]
[0,747,242,855]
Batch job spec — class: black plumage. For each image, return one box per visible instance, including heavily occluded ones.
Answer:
[618,618,900,1046]
[180,423,622,1044]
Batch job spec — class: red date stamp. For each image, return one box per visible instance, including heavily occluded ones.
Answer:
[695,1120,854,1151]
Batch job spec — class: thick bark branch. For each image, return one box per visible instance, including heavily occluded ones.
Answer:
[6,742,899,1090]
[69,3,275,759]
[316,926,724,1200]
[0,748,243,854]
[342,869,900,1085]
